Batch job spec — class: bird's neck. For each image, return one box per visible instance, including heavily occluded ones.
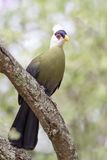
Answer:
[50,35,64,48]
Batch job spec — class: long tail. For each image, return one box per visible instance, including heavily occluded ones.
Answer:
[8,100,39,150]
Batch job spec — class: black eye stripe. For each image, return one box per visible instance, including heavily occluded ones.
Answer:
[55,30,67,38]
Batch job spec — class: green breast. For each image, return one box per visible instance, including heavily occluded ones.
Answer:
[37,46,65,95]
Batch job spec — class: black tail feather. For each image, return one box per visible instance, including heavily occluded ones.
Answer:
[23,107,39,149]
[8,101,39,150]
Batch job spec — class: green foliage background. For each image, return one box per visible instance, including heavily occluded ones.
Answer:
[0,0,107,159]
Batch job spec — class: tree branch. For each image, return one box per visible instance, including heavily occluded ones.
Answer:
[0,137,31,160]
[0,44,78,160]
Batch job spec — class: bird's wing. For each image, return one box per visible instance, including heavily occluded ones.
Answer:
[57,79,62,89]
[18,58,40,105]
[47,79,63,96]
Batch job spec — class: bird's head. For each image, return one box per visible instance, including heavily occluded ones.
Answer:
[50,24,69,48]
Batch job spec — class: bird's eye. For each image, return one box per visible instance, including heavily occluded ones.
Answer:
[56,34,61,40]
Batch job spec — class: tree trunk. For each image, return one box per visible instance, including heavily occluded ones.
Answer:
[0,44,78,160]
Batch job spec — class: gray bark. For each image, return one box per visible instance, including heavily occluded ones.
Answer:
[0,137,31,160]
[0,44,78,160]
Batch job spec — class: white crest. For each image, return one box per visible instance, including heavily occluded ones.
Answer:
[52,24,63,33]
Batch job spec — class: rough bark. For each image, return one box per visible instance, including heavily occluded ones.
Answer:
[0,44,78,160]
[0,137,31,160]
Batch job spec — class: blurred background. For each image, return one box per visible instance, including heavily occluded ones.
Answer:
[0,0,107,159]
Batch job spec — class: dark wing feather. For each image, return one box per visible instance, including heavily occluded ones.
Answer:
[26,60,40,78]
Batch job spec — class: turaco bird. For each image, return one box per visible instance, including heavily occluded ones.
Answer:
[8,24,69,150]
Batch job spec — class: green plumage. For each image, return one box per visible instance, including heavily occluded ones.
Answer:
[27,46,65,95]
[9,46,65,149]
